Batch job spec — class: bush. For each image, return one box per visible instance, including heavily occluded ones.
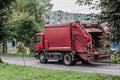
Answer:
[16,42,27,54]
[108,50,120,64]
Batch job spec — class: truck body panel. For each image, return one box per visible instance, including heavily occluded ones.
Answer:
[44,23,92,54]
[44,24,72,51]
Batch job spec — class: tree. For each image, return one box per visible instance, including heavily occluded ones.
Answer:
[8,0,52,52]
[0,58,3,63]
[10,12,41,47]
[40,0,53,10]
[0,0,15,53]
[76,0,100,10]
[0,0,52,54]
[0,0,15,62]
[76,0,93,6]
[101,0,120,42]
[76,0,120,42]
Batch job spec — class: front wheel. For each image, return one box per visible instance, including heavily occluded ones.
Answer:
[63,53,74,66]
[39,52,47,63]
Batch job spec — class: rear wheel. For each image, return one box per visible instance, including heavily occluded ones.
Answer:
[39,52,47,63]
[63,53,74,66]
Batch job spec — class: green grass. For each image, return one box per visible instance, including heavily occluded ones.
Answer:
[7,47,30,54]
[0,63,120,80]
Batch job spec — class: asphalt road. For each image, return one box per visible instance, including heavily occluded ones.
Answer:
[1,55,120,75]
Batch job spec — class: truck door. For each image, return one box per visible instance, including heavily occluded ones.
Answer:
[34,35,42,52]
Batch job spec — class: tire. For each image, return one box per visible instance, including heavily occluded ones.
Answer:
[63,53,73,66]
[39,52,47,63]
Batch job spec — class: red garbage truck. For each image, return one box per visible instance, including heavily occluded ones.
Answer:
[34,22,109,65]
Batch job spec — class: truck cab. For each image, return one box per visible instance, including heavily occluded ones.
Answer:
[34,33,44,57]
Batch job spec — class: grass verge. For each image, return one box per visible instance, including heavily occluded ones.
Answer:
[0,47,34,57]
[0,63,120,80]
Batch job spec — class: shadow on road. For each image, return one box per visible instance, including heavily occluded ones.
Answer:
[37,60,110,67]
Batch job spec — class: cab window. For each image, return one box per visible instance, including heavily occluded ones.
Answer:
[34,36,40,43]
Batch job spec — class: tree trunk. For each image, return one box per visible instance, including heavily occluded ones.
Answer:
[2,41,7,54]
[0,57,3,63]
[0,48,3,63]
[29,47,32,54]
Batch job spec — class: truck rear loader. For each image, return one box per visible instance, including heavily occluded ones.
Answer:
[34,22,109,65]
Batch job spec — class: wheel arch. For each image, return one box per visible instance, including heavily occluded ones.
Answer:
[38,49,46,56]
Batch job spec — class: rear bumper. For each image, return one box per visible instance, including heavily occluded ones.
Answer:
[87,53,110,61]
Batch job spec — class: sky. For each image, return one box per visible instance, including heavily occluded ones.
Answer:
[51,0,101,14]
